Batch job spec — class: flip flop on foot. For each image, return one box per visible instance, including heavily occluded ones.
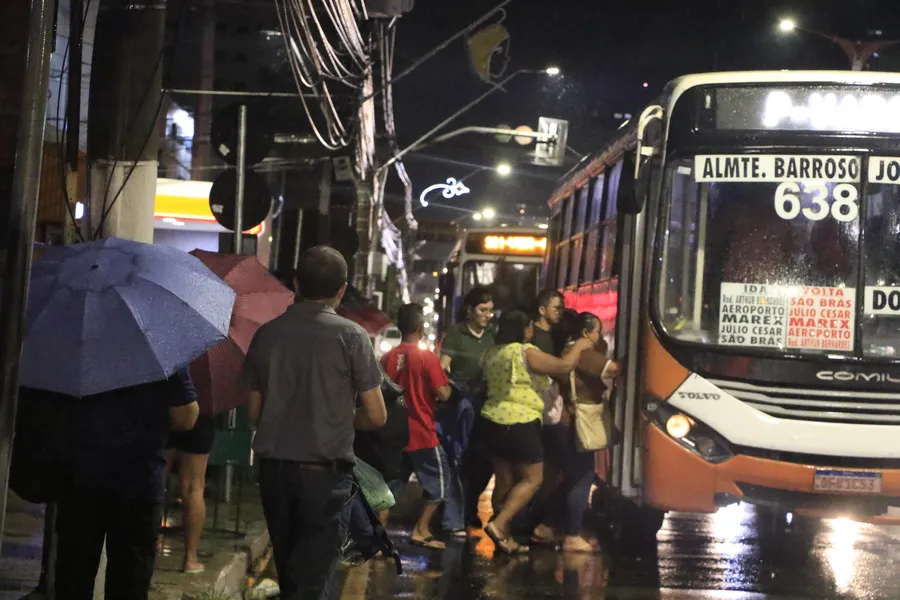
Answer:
[410,536,446,550]
[485,524,529,555]
[562,536,599,554]
[530,524,557,545]
[183,563,205,574]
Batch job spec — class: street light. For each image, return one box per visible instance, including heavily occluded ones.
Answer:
[779,19,796,32]
[776,18,900,71]
[380,66,563,174]
[482,208,496,220]
[496,162,512,176]
[472,213,483,221]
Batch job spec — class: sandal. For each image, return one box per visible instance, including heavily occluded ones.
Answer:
[530,525,557,545]
[410,536,446,550]
[562,536,599,554]
[485,524,529,555]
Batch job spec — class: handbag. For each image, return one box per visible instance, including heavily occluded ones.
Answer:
[353,458,397,512]
[9,388,76,503]
[541,380,564,426]
[570,372,611,452]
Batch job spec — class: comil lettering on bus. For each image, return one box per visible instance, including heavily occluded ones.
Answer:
[762,89,900,132]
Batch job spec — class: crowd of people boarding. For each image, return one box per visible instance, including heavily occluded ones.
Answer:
[342,285,622,560]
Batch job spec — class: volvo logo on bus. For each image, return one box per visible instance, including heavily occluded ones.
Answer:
[817,371,900,384]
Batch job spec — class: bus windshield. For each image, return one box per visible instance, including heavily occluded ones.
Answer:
[656,154,900,358]
[462,260,540,316]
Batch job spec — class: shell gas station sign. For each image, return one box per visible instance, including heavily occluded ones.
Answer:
[155,178,262,235]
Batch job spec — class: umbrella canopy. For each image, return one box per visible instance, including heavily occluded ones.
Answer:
[337,285,392,337]
[188,250,294,415]
[21,237,236,397]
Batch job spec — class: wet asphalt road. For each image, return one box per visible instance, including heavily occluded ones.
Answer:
[323,502,900,600]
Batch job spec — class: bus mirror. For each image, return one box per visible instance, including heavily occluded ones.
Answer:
[619,105,663,215]
[439,270,455,296]
[617,152,647,215]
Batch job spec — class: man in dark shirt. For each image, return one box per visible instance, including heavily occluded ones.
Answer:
[244,246,385,600]
[45,370,199,599]
[531,289,565,355]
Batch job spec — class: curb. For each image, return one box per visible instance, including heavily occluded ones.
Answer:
[189,527,270,600]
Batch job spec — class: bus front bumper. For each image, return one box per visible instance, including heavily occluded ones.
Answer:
[643,422,900,522]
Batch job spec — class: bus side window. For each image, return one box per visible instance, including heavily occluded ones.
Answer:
[557,193,575,289]
[599,161,622,280]
[583,174,605,283]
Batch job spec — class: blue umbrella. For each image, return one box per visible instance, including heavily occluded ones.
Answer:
[20,237,237,397]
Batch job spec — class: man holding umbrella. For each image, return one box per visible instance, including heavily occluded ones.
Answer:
[244,246,386,600]
[13,237,236,599]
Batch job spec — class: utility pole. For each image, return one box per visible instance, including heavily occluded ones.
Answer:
[87,0,167,243]
[85,1,167,595]
[192,0,216,179]
[0,0,55,555]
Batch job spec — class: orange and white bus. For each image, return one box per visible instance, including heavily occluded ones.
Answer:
[544,70,900,542]
[437,227,546,338]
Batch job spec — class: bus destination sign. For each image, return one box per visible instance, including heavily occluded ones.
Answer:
[466,234,547,256]
[708,86,900,133]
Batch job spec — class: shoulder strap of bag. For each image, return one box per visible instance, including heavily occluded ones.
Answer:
[569,371,576,405]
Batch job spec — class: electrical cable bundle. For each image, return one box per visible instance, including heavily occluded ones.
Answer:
[373,21,413,303]
[274,0,372,151]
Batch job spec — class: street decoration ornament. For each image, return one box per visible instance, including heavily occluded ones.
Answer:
[419,177,471,207]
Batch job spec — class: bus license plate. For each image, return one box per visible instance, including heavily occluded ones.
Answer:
[813,470,882,494]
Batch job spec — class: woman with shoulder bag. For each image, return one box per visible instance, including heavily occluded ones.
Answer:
[532,312,621,553]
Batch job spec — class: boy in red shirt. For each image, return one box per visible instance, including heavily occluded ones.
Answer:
[382,303,452,550]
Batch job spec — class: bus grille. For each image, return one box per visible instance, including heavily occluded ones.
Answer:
[707,378,900,425]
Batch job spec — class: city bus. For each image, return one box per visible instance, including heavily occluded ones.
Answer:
[544,70,900,542]
[436,226,546,338]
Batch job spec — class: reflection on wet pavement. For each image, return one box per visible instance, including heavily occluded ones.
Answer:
[325,494,900,600]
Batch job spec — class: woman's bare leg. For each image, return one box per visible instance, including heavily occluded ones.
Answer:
[490,462,543,539]
[490,458,515,517]
[177,451,209,572]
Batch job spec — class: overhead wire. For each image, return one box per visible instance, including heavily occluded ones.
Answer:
[274,0,371,150]
[374,20,413,303]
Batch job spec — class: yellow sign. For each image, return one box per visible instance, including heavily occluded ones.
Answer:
[154,180,262,235]
[483,235,547,254]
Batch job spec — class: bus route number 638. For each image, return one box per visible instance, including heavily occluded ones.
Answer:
[773,181,859,223]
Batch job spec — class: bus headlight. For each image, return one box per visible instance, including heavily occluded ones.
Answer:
[645,395,733,464]
[666,414,692,439]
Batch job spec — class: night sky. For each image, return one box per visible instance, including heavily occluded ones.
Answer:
[167,0,900,228]
[388,0,900,225]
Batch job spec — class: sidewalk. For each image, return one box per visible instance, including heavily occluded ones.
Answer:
[0,487,270,600]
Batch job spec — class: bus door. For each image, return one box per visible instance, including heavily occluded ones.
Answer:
[610,107,664,503]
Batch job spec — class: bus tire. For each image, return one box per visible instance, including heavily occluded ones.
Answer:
[603,499,665,549]
[625,505,666,545]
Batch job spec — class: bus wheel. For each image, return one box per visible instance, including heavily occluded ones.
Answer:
[625,505,666,545]
[605,499,666,550]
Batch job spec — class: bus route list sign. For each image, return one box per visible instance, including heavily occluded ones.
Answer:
[719,283,855,351]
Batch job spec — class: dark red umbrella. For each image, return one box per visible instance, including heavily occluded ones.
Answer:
[188,250,294,415]
[337,285,392,337]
